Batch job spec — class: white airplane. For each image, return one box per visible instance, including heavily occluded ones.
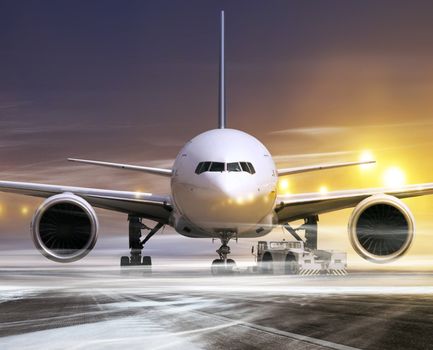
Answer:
[1,11,433,273]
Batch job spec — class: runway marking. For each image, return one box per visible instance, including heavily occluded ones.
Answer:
[194,310,361,350]
[109,293,361,350]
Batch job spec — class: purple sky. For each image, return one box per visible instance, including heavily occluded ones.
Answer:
[2,1,433,265]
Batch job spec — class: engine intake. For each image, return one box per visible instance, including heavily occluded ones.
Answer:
[31,193,99,262]
[348,194,414,263]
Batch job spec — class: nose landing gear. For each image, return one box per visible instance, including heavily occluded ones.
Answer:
[211,233,237,275]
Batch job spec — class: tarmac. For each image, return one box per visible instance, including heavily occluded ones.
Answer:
[1,257,433,350]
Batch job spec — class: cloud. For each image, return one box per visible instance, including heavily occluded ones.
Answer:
[272,151,356,163]
[270,127,347,136]
[0,100,33,110]
[270,120,433,137]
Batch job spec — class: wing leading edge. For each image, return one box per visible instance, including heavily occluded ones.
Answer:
[277,160,375,176]
[0,181,172,223]
[276,183,433,223]
[68,158,172,177]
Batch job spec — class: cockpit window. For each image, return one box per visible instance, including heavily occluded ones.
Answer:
[195,161,255,174]
[240,162,250,173]
[240,162,255,174]
[247,162,256,174]
[227,162,242,172]
[209,162,225,172]
[195,163,203,174]
[195,161,211,174]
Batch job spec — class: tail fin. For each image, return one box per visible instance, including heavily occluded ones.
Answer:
[218,10,226,129]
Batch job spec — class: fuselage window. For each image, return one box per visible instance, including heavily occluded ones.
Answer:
[227,162,242,172]
[209,162,225,172]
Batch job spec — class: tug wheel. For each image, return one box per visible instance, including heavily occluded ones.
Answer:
[285,260,300,275]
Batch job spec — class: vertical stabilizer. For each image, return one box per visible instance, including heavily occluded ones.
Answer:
[218,10,226,129]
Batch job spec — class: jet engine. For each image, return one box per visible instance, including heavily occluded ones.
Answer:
[31,193,99,262]
[348,194,414,263]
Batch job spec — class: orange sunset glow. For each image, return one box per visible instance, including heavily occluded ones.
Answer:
[2,1,433,271]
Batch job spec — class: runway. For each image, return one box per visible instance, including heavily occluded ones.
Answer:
[1,259,433,350]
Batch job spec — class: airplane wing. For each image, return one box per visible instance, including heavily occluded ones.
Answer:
[0,181,172,223]
[275,183,433,223]
[277,160,375,176]
[68,158,172,177]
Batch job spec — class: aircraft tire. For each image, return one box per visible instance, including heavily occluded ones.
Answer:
[120,256,130,266]
[142,256,152,266]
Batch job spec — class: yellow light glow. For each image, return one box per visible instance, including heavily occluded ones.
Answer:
[359,150,375,170]
[21,206,29,216]
[319,186,328,195]
[235,197,244,205]
[0,205,3,215]
[278,179,289,193]
[383,166,406,188]
[134,189,152,198]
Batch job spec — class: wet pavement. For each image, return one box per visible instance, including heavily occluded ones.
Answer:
[1,259,433,349]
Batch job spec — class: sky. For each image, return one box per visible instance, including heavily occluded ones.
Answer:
[2,0,433,268]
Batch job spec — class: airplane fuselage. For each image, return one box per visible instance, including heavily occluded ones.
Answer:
[171,128,278,238]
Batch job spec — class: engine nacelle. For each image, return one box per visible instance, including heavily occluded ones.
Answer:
[31,193,99,263]
[348,194,415,263]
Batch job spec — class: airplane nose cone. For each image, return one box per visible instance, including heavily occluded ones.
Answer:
[208,174,255,201]
[172,173,276,232]
[187,173,273,228]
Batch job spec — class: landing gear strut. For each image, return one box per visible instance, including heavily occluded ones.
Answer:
[211,233,237,275]
[120,215,164,267]
[283,215,318,250]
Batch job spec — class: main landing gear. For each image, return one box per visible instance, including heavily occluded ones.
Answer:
[211,233,237,275]
[120,215,164,267]
[283,215,318,250]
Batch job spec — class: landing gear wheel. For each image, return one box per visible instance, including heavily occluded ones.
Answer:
[226,259,237,273]
[211,259,237,275]
[211,259,224,275]
[130,254,142,265]
[120,256,130,266]
[285,260,300,275]
[142,256,152,266]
